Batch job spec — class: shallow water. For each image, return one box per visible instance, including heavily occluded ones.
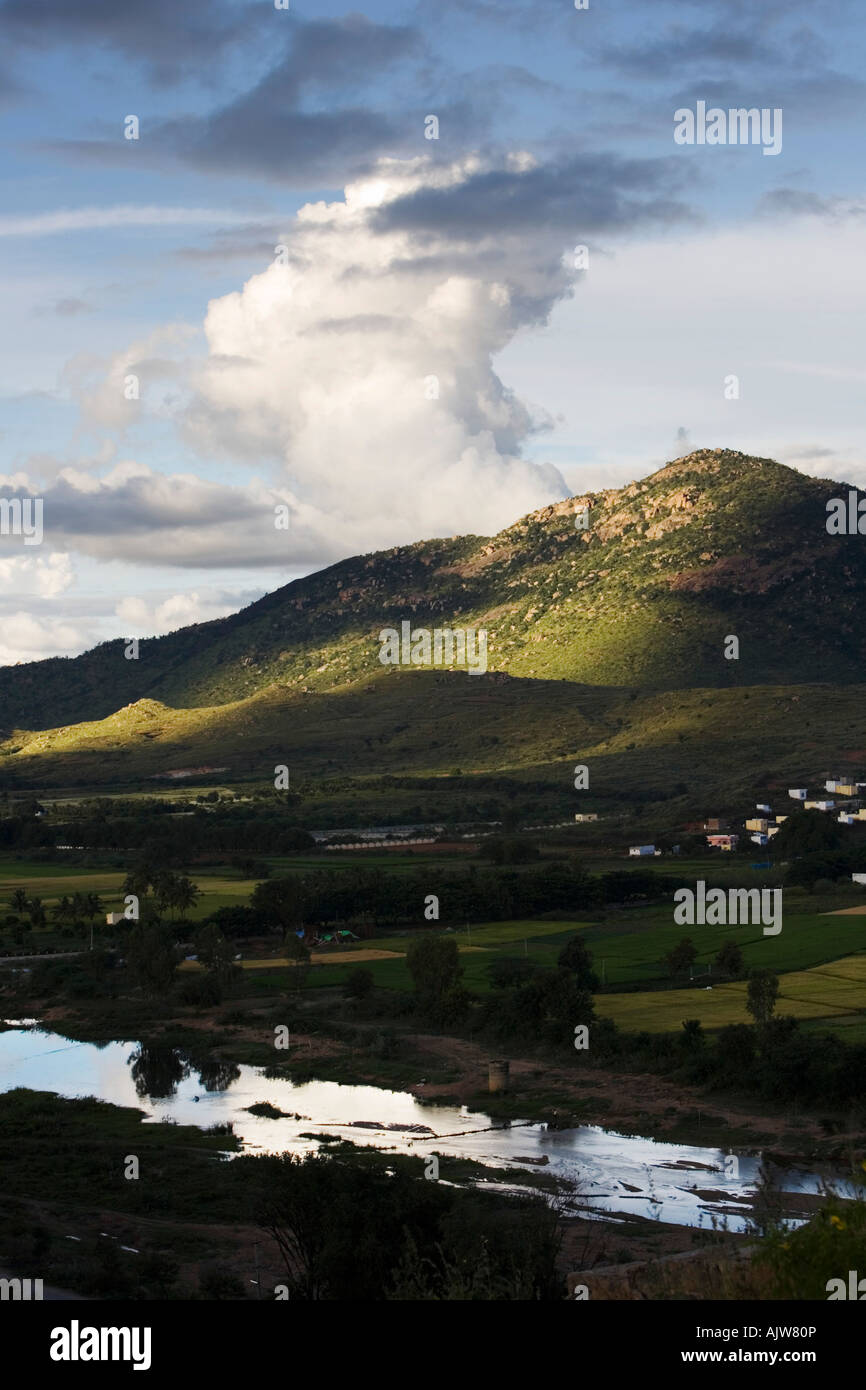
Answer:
[0,1023,855,1231]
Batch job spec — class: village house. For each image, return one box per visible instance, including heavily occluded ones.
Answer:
[706,833,739,851]
[629,845,656,856]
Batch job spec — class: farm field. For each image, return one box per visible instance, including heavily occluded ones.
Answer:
[596,953,866,1033]
[0,861,264,924]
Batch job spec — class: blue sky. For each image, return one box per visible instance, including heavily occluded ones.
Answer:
[2,0,866,665]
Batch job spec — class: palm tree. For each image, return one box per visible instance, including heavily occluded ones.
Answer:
[29,901,46,932]
[153,872,178,920]
[51,895,74,926]
[81,893,103,950]
[173,876,200,922]
[123,866,152,900]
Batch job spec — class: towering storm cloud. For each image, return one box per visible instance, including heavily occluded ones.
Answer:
[182,155,579,558]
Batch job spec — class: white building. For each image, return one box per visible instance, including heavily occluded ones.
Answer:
[788,789,807,800]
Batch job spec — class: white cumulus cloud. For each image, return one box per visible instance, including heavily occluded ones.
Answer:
[0,551,74,599]
[116,589,249,638]
[181,155,573,558]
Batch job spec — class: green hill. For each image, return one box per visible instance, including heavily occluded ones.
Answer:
[1,447,864,794]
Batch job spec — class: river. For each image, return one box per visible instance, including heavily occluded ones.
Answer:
[0,1021,855,1233]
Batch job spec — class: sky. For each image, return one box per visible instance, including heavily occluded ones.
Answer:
[2,0,866,665]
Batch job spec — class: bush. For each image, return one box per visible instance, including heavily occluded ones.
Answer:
[755,1170,866,1298]
[178,973,223,1007]
[487,957,537,989]
[344,967,374,1000]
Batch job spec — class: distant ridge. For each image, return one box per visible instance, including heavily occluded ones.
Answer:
[0,447,862,733]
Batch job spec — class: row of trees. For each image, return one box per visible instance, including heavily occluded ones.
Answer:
[196,864,669,941]
[122,867,200,921]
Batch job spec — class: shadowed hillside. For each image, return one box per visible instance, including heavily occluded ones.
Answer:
[0,450,862,777]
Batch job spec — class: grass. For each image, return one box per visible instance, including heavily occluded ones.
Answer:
[3,849,865,1041]
[0,863,266,926]
[596,952,866,1033]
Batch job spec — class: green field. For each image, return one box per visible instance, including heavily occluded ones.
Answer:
[596,954,866,1032]
[0,861,264,925]
[4,854,864,1039]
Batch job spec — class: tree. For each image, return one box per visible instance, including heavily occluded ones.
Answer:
[123,865,152,900]
[173,876,199,921]
[771,809,843,857]
[51,895,75,928]
[194,924,236,983]
[405,935,466,1023]
[680,1018,705,1051]
[152,871,180,919]
[556,935,600,992]
[283,931,311,991]
[251,876,305,939]
[747,969,779,1025]
[27,897,46,930]
[488,957,537,990]
[10,888,28,915]
[715,940,744,977]
[127,923,178,996]
[203,904,267,939]
[663,937,698,976]
[83,893,103,928]
[715,1023,757,1077]
[71,891,89,927]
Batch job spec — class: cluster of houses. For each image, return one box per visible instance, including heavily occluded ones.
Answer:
[787,779,866,825]
[698,777,866,854]
[626,779,866,861]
